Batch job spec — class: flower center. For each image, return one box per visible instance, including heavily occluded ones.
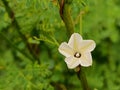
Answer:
[74,52,81,58]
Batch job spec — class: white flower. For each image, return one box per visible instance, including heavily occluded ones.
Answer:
[58,33,96,69]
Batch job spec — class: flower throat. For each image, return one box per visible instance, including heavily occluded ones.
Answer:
[74,52,81,58]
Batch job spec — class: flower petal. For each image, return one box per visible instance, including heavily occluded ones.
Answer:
[68,33,82,50]
[65,56,80,69]
[80,52,92,67]
[78,40,96,52]
[58,42,74,57]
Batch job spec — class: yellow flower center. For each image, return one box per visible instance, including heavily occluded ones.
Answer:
[74,52,81,58]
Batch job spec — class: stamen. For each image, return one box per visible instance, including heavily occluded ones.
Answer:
[74,52,81,58]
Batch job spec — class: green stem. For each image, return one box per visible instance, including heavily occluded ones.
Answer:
[80,12,83,35]
[59,0,74,37]
[76,67,90,90]
[79,11,85,35]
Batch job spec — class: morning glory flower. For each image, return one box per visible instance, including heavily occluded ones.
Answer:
[58,33,96,69]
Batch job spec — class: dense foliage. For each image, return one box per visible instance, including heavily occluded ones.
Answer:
[0,0,120,90]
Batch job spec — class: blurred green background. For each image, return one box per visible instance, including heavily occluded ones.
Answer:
[0,0,120,90]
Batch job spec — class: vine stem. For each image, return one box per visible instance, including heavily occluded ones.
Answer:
[59,0,74,37]
[58,0,90,90]
[76,66,90,90]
